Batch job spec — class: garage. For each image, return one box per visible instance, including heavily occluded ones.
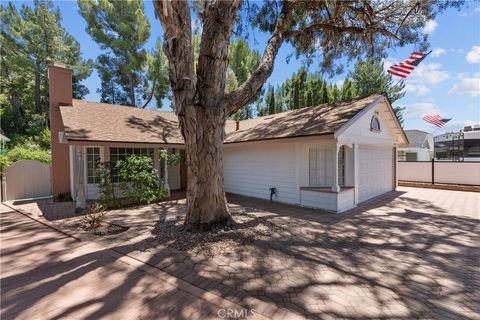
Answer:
[358,146,393,203]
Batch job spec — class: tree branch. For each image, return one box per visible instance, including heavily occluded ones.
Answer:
[153,0,194,117]
[195,0,242,110]
[141,76,156,109]
[223,3,287,116]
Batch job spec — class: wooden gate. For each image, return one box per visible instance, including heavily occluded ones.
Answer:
[4,160,51,201]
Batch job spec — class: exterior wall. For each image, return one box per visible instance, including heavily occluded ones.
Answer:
[224,142,301,205]
[48,65,73,196]
[300,190,337,211]
[335,100,398,146]
[399,161,480,185]
[398,147,432,161]
[338,188,355,211]
[224,139,356,212]
[70,145,183,200]
[168,161,181,190]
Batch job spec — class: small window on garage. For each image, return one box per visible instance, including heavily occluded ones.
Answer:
[370,115,381,132]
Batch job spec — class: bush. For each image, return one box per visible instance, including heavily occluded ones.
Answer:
[97,161,117,208]
[6,145,51,164]
[81,203,106,233]
[0,154,11,175]
[117,156,165,204]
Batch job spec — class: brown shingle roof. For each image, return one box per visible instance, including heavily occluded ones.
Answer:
[61,99,183,144]
[60,94,383,145]
[224,94,382,143]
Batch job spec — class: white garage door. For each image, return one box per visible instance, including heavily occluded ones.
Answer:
[358,146,393,203]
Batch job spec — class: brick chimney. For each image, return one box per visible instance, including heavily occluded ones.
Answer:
[48,64,72,197]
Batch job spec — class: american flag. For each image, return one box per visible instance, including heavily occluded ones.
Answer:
[422,115,451,128]
[387,51,431,78]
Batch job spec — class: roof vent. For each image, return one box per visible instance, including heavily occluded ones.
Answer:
[235,120,240,131]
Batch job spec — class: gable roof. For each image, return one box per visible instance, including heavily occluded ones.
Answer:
[60,94,388,145]
[404,129,431,148]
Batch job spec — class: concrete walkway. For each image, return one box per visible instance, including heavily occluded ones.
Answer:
[0,205,283,320]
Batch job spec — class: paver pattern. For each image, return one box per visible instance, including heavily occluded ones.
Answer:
[5,187,480,319]
[0,205,277,320]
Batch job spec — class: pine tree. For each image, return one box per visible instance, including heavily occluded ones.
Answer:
[350,59,406,124]
[331,84,341,102]
[341,79,356,100]
[0,0,92,137]
[320,81,333,104]
[228,39,261,119]
[78,0,151,107]
[266,86,276,115]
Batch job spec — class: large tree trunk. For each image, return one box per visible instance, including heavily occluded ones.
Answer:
[182,106,232,230]
[154,0,283,230]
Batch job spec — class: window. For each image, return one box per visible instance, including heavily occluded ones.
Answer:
[109,147,154,182]
[398,151,406,161]
[86,147,101,184]
[370,115,381,132]
[309,146,334,187]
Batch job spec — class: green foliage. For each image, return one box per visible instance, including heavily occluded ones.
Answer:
[257,59,405,125]
[97,161,117,208]
[350,59,405,103]
[228,38,262,120]
[0,154,11,175]
[78,0,169,108]
[161,150,180,166]
[116,156,165,204]
[0,0,92,138]
[6,145,51,164]
[349,59,406,125]
[249,1,464,76]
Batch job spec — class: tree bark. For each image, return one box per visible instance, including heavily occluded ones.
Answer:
[182,106,232,230]
[34,61,41,114]
[154,0,281,230]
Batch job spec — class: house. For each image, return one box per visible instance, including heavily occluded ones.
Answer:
[398,130,433,161]
[49,64,408,213]
[434,125,480,161]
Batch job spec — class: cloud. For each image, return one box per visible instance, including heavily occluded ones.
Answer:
[448,73,480,97]
[423,20,438,34]
[441,120,480,132]
[404,84,431,96]
[466,46,480,63]
[409,63,449,85]
[475,6,480,13]
[400,102,444,120]
[431,47,446,58]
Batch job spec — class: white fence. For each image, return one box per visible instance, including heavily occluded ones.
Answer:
[3,160,52,201]
[398,161,480,186]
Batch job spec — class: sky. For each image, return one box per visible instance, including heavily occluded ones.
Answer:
[13,0,480,136]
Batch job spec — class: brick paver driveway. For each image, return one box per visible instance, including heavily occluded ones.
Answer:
[4,187,480,319]
[0,205,279,320]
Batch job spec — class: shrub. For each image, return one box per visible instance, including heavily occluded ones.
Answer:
[0,154,11,175]
[81,203,106,233]
[97,161,117,208]
[6,145,51,164]
[117,156,165,204]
